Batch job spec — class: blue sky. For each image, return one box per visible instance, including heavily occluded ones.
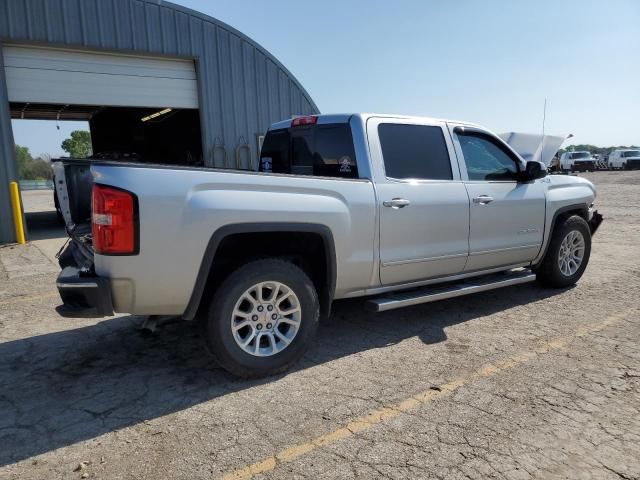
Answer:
[12,0,639,156]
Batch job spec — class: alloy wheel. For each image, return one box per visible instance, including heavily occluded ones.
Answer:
[231,281,302,357]
[558,230,585,277]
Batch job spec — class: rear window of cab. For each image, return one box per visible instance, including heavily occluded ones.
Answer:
[259,123,358,179]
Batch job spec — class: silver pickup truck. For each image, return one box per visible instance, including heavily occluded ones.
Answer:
[53,113,603,377]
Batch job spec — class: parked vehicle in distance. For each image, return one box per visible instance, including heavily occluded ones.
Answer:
[559,151,596,172]
[608,149,640,170]
[53,113,603,377]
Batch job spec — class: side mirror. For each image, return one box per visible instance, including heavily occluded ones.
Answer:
[522,160,547,181]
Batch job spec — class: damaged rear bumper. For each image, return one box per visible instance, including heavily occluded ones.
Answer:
[56,266,114,318]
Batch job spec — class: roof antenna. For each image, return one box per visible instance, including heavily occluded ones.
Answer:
[538,98,547,164]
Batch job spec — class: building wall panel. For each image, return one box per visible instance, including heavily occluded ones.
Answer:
[0,0,319,242]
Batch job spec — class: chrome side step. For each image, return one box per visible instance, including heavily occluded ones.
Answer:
[366,269,536,313]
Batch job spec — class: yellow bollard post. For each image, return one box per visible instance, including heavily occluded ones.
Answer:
[9,181,26,244]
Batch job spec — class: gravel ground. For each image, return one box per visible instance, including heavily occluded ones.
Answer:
[1,171,639,480]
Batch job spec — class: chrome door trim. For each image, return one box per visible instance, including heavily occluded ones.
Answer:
[381,252,468,268]
[469,244,542,256]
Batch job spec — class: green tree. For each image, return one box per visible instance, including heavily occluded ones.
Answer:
[15,145,33,179]
[61,130,92,158]
[14,145,53,180]
[30,157,54,180]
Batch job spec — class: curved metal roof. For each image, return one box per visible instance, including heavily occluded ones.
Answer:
[159,0,318,112]
[0,0,320,242]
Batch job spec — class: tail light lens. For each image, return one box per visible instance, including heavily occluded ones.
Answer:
[291,115,318,127]
[92,184,138,255]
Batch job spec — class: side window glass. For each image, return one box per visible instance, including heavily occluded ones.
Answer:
[458,133,519,181]
[378,124,452,180]
[260,130,289,173]
[260,124,358,178]
[312,125,358,178]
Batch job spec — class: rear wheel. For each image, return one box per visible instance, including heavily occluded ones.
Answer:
[204,258,319,378]
[536,215,591,288]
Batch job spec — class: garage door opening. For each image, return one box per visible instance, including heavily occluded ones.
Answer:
[11,103,203,241]
[11,117,88,246]
[4,45,203,244]
[11,104,203,165]
[5,45,203,164]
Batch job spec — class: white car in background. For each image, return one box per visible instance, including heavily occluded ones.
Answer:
[559,151,596,172]
[608,149,640,170]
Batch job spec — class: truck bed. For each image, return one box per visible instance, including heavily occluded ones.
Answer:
[53,158,377,316]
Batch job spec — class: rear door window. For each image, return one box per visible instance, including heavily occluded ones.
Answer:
[378,124,452,180]
[260,123,358,178]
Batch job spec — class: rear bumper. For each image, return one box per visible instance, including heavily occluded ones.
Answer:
[589,210,603,235]
[56,266,114,318]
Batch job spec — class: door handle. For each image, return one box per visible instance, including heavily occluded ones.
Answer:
[472,195,494,205]
[383,198,411,209]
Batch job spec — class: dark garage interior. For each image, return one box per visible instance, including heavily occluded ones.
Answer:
[10,103,203,165]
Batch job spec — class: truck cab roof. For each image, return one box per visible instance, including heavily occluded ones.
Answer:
[268,113,482,131]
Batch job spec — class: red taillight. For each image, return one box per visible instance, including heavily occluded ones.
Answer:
[92,184,137,255]
[291,115,318,127]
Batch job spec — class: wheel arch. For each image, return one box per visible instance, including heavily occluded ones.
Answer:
[534,203,590,266]
[182,223,337,321]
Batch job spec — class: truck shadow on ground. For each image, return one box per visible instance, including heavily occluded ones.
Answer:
[0,284,565,466]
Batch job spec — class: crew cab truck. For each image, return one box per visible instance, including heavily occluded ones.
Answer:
[54,114,603,377]
[559,151,596,172]
[608,149,640,170]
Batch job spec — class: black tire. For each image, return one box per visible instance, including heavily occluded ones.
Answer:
[536,215,591,288]
[204,258,319,378]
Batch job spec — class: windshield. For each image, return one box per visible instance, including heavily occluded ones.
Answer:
[622,150,640,157]
[571,152,591,159]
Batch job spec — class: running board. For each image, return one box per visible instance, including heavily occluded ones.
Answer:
[366,269,536,313]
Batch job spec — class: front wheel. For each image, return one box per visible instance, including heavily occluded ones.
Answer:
[536,215,592,288]
[204,259,319,378]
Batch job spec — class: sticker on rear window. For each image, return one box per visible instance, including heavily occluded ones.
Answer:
[339,156,352,173]
[260,157,273,172]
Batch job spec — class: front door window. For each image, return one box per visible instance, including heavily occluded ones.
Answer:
[458,133,519,181]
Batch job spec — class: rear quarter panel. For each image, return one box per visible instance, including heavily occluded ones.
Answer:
[92,165,376,315]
